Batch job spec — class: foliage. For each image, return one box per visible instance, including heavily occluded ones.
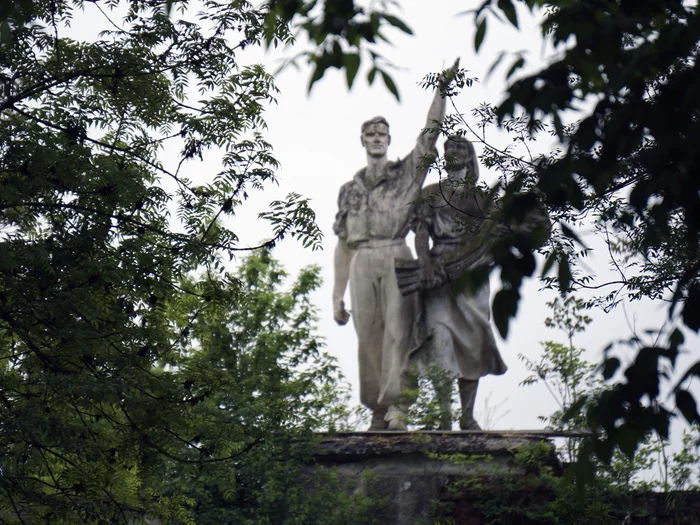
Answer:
[474,391,511,431]
[432,419,699,524]
[0,1,378,522]
[521,295,700,496]
[520,297,594,416]
[157,252,358,524]
[391,0,700,478]
[405,365,457,431]
[428,425,699,524]
[264,0,414,98]
[668,424,700,492]
[432,440,629,525]
[456,434,700,525]
[0,242,362,523]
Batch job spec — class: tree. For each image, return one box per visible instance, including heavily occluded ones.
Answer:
[0,0,400,522]
[514,296,700,525]
[519,296,596,462]
[438,0,700,469]
[520,296,664,490]
[152,252,373,525]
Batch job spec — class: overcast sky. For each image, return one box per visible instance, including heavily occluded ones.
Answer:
[247,1,700,434]
[70,0,698,438]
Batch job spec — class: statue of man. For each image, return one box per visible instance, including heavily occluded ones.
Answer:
[404,136,508,430]
[332,59,460,431]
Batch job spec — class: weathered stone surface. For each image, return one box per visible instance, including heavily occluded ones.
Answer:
[318,431,559,464]
[626,492,700,524]
[314,432,560,525]
[312,432,700,525]
[403,136,506,431]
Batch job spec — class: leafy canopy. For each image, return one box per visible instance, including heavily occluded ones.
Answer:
[0,0,395,522]
[466,0,700,467]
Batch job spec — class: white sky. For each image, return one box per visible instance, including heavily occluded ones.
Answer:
[248,1,700,435]
[65,0,699,445]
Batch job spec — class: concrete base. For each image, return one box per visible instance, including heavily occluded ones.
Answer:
[315,431,562,525]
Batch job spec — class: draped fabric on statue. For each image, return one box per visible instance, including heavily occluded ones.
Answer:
[414,279,507,380]
[409,182,507,382]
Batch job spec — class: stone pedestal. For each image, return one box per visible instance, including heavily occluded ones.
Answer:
[315,431,563,525]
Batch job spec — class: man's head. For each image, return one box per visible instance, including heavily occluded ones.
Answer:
[444,136,479,182]
[360,116,391,158]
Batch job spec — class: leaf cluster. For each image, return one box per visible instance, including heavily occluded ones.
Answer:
[0,1,361,522]
[450,0,700,470]
[267,0,412,98]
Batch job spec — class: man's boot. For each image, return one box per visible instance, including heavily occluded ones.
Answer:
[386,405,408,431]
[368,410,388,431]
[458,378,481,430]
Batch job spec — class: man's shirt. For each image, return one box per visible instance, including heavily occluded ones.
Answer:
[334,138,437,248]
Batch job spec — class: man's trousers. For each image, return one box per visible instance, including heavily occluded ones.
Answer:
[349,239,417,416]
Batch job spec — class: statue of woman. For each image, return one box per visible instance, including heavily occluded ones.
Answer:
[402,137,507,430]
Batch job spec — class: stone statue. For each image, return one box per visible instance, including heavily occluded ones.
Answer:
[333,59,460,431]
[397,136,507,430]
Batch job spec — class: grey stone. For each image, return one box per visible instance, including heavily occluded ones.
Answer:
[332,59,460,429]
[314,432,561,525]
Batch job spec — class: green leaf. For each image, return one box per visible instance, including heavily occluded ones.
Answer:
[676,390,700,425]
[344,53,361,88]
[492,287,519,338]
[380,70,400,101]
[541,251,557,276]
[561,395,588,423]
[682,284,700,332]
[560,223,586,248]
[505,57,525,80]
[617,425,642,459]
[552,111,564,138]
[474,18,487,52]
[497,0,518,28]
[485,50,506,81]
[382,14,413,35]
[672,360,700,392]
[557,255,571,293]
[601,357,620,380]
[669,328,685,352]
[0,19,12,47]
[573,440,597,496]
[307,63,325,92]
[625,347,663,398]
[367,67,377,85]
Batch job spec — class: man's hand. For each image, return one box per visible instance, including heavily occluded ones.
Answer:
[333,298,350,325]
[447,57,461,76]
[438,57,461,95]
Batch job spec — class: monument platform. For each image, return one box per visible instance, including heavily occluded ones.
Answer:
[314,431,574,525]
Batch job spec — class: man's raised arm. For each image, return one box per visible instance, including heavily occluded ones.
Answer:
[419,57,461,148]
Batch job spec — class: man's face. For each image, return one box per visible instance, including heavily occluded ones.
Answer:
[361,123,391,158]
